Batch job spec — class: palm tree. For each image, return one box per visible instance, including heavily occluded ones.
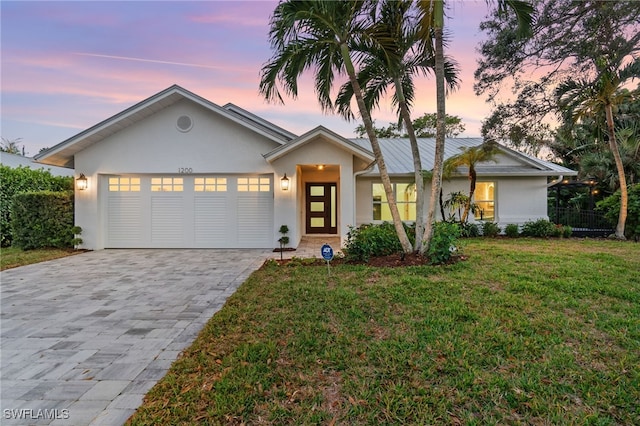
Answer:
[259,0,413,254]
[416,0,533,253]
[443,142,499,223]
[334,0,459,252]
[556,58,640,239]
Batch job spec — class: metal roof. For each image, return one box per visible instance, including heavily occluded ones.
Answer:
[350,137,577,177]
[0,152,74,176]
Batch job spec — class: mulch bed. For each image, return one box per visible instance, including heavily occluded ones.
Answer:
[271,253,467,268]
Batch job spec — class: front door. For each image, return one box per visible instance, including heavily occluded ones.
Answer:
[306,183,337,234]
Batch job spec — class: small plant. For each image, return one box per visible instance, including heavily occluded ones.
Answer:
[277,225,290,260]
[562,225,573,238]
[505,223,520,238]
[427,221,461,264]
[481,221,501,237]
[521,219,556,238]
[459,222,480,238]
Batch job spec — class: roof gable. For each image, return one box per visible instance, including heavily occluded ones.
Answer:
[36,85,292,168]
[222,103,297,142]
[264,126,375,163]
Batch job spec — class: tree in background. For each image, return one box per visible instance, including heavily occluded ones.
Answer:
[354,113,465,138]
[555,59,640,239]
[476,0,640,155]
[1,137,25,155]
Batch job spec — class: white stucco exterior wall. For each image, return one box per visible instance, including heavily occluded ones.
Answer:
[270,135,358,247]
[74,100,282,249]
[355,175,550,228]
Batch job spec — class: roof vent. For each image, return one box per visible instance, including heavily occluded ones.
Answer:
[176,115,193,132]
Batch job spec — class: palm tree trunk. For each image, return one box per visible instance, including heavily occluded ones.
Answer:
[395,77,424,252]
[422,0,445,253]
[605,104,628,240]
[341,44,413,253]
[460,166,476,223]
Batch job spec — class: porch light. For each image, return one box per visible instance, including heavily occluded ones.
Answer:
[76,174,88,190]
[280,173,290,191]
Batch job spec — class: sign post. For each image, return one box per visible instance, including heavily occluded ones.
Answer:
[321,243,334,275]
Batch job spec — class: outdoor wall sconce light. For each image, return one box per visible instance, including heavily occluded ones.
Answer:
[280,173,290,191]
[76,173,88,190]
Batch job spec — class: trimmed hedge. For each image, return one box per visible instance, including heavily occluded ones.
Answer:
[1,165,73,246]
[10,190,81,250]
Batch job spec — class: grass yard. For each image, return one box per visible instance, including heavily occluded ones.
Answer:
[0,246,82,270]
[128,238,639,425]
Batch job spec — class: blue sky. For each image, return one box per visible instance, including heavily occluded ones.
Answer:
[1,0,492,156]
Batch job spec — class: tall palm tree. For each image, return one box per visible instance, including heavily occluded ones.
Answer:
[556,58,640,239]
[443,142,499,223]
[259,0,413,253]
[416,0,533,253]
[334,0,459,252]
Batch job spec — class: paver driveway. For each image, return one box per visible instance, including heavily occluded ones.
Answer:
[1,249,269,425]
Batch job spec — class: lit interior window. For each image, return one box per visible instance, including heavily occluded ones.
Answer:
[194,177,227,192]
[109,177,141,192]
[238,177,270,192]
[151,177,184,192]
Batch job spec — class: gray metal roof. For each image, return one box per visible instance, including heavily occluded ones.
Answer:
[1,152,74,176]
[350,137,577,177]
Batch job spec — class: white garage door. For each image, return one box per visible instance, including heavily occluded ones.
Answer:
[104,175,273,248]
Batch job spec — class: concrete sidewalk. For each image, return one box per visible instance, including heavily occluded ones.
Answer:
[1,249,269,425]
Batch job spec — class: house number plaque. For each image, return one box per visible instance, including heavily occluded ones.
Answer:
[178,168,193,174]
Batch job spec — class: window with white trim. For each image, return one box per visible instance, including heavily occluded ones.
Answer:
[372,183,416,221]
[475,182,495,221]
[109,177,140,192]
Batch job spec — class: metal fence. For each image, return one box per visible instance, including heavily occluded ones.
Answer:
[549,208,614,237]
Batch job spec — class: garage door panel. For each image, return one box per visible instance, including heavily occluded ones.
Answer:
[237,195,273,247]
[151,196,184,245]
[194,196,228,246]
[104,174,273,248]
[107,196,143,247]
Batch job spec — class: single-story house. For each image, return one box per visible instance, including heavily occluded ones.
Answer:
[35,85,577,250]
[1,151,75,177]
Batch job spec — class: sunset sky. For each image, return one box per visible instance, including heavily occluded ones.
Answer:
[1,0,494,156]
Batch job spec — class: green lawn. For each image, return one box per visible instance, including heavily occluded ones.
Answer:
[126,238,638,425]
[0,246,82,270]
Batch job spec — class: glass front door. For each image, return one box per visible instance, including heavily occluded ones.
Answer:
[306,183,337,234]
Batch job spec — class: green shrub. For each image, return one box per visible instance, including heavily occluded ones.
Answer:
[562,225,573,238]
[505,224,520,238]
[459,222,480,238]
[481,221,501,237]
[344,222,414,262]
[551,224,564,238]
[1,165,73,247]
[597,184,640,240]
[427,221,461,265]
[11,190,81,249]
[521,218,556,238]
